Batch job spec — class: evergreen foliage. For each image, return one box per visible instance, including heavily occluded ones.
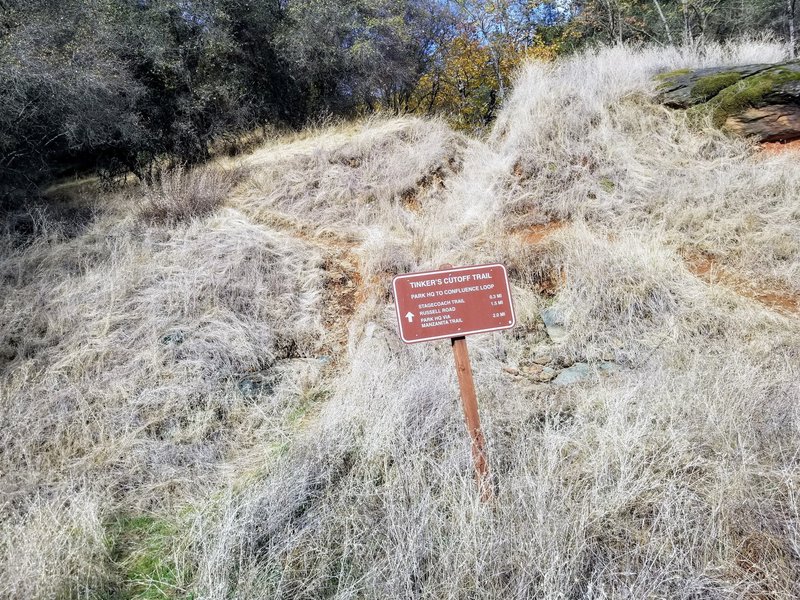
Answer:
[1,0,797,202]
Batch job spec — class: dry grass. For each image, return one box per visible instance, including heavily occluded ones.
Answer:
[1,489,109,598]
[138,164,245,224]
[492,42,800,292]
[232,117,467,240]
[2,42,800,599]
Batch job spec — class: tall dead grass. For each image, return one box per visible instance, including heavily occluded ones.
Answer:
[1,490,109,599]
[138,164,244,224]
[491,42,800,292]
[2,41,800,599]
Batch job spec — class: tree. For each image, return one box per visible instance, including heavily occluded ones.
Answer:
[568,0,799,49]
[1,0,465,202]
[275,0,448,115]
[410,9,564,129]
[0,0,148,196]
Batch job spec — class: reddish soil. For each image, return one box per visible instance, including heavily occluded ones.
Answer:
[516,221,567,245]
[321,250,362,349]
[511,221,568,298]
[761,139,800,154]
[535,269,567,298]
[685,253,800,315]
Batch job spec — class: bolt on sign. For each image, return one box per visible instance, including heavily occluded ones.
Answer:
[392,263,515,344]
[392,264,516,501]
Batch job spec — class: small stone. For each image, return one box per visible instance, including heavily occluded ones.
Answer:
[541,307,567,342]
[541,307,562,328]
[502,366,520,376]
[237,372,279,399]
[553,362,591,386]
[547,326,567,342]
[160,330,186,345]
[537,367,557,382]
[532,354,552,365]
[598,361,620,375]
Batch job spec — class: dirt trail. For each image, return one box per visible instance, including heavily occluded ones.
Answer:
[253,208,369,354]
[512,220,799,317]
[515,221,567,245]
[685,254,800,316]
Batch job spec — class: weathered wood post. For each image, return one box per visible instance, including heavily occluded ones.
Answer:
[450,335,493,501]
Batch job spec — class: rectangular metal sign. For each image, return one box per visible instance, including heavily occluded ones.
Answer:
[392,263,516,344]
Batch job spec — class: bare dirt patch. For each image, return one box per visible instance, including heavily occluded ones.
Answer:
[516,221,567,245]
[685,253,800,315]
[761,139,800,154]
[400,159,462,212]
[320,248,363,353]
[505,221,568,298]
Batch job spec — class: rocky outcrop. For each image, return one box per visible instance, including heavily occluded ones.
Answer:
[656,61,800,142]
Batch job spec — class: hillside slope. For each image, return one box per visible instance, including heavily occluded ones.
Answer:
[2,42,800,599]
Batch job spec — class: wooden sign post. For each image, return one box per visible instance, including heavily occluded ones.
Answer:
[451,335,493,501]
[392,263,516,501]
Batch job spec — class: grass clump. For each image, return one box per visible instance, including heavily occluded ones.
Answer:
[0,492,111,599]
[138,165,243,224]
[110,515,191,600]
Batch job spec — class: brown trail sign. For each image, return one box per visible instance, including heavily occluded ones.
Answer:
[392,263,515,343]
[392,264,516,501]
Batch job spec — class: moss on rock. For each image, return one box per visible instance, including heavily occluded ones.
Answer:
[690,72,743,101]
[655,68,692,81]
[709,66,800,127]
[655,68,693,92]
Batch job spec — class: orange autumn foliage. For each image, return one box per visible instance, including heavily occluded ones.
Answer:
[410,31,563,130]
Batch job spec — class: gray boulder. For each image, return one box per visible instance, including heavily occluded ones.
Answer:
[656,61,800,142]
[541,307,567,343]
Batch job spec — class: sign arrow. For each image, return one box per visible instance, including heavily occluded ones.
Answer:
[405,311,415,323]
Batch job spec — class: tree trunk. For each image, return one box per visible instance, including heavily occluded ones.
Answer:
[475,13,506,101]
[652,0,674,45]
[488,45,506,101]
[789,0,797,59]
[681,0,693,46]
[601,0,621,43]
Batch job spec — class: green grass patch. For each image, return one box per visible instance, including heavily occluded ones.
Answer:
[599,178,615,193]
[109,515,193,600]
